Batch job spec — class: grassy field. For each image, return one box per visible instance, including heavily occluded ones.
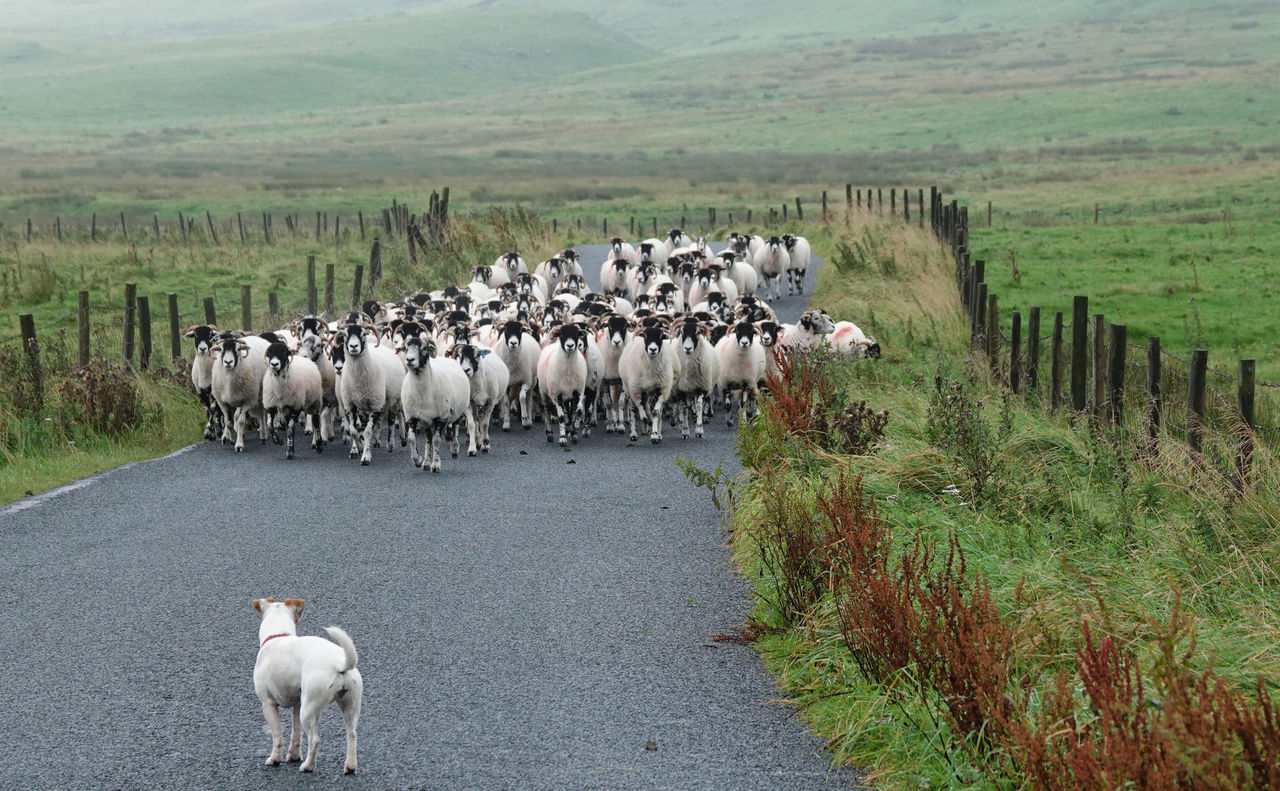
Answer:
[699,211,1280,789]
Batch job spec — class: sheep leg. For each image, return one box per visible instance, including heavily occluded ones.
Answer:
[543,394,555,443]
[430,423,443,473]
[303,413,313,437]
[311,410,325,454]
[726,388,739,428]
[464,406,478,457]
[627,397,639,443]
[571,393,584,444]
[449,418,461,460]
[405,419,421,467]
[200,391,218,441]
[694,394,706,438]
[234,407,248,453]
[348,413,362,460]
[521,384,533,430]
[480,403,494,453]
[501,385,515,432]
[679,396,690,440]
[360,414,378,466]
[219,402,236,446]
[554,399,569,450]
[746,385,760,420]
[650,394,665,444]
[285,412,296,460]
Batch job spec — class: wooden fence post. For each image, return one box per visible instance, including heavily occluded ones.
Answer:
[918,189,925,227]
[55,216,63,242]
[237,212,245,245]
[856,189,862,208]
[1010,311,1022,392]
[206,211,219,246]
[1187,349,1208,454]
[262,212,271,245]
[1051,312,1064,412]
[845,184,852,211]
[241,285,252,332]
[1107,324,1126,426]
[358,210,366,241]
[1146,337,1161,452]
[822,191,828,223]
[316,211,322,242]
[795,197,803,220]
[974,282,988,348]
[325,264,335,316]
[1071,296,1088,412]
[152,214,159,240]
[1027,306,1041,391]
[120,212,128,242]
[204,297,217,326]
[986,293,1000,378]
[890,188,896,214]
[268,293,279,325]
[76,290,91,368]
[368,241,381,293]
[903,190,910,222]
[138,295,152,371]
[1092,314,1105,418]
[123,283,137,368]
[19,314,42,412]
[91,213,97,242]
[168,294,181,360]
[1237,358,1256,488]
[306,255,317,315]
[351,264,364,309]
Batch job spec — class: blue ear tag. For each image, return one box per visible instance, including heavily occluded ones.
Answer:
[479,348,491,358]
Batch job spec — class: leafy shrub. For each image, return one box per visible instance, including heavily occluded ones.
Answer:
[925,376,1013,503]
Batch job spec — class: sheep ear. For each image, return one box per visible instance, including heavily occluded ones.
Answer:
[184,326,198,338]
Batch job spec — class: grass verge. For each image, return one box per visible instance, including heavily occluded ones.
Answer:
[686,212,1280,789]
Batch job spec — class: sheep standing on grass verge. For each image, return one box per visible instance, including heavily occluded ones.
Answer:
[716,320,766,428]
[494,251,527,278]
[537,323,588,449]
[753,236,790,301]
[401,335,470,473]
[450,343,509,456]
[619,320,681,444]
[335,323,406,466]
[261,342,324,460]
[829,321,881,359]
[185,324,222,441]
[211,333,271,453]
[673,318,719,440]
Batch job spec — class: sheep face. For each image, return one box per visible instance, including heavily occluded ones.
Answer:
[639,243,656,262]
[185,325,218,355]
[500,322,526,349]
[641,325,667,359]
[453,343,483,377]
[860,339,882,359]
[732,321,757,349]
[555,323,584,355]
[678,261,696,285]
[297,317,327,343]
[545,257,564,279]
[800,309,836,334]
[501,252,521,272]
[636,262,657,287]
[767,236,784,254]
[265,342,293,376]
[403,336,436,371]
[564,274,586,294]
[610,237,624,254]
[217,339,250,368]
[677,320,705,355]
[473,265,493,285]
[362,300,384,324]
[343,325,373,357]
[605,316,630,348]
[329,341,346,374]
[696,268,715,291]
[758,321,781,348]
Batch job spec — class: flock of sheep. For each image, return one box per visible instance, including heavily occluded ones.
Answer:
[184,230,880,470]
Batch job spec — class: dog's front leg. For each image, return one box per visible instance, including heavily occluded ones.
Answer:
[286,704,303,762]
[262,700,284,766]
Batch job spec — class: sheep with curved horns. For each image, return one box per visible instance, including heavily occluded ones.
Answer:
[211,332,271,452]
[493,320,541,431]
[401,335,470,473]
[494,251,528,278]
[619,319,681,444]
[449,342,509,456]
[184,324,223,441]
[715,320,765,428]
[334,322,405,466]
[261,342,324,459]
[781,234,812,295]
[829,320,881,359]
[781,308,837,352]
[673,317,719,440]
[536,322,588,449]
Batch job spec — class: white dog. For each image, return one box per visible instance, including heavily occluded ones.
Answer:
[251,597,363,774]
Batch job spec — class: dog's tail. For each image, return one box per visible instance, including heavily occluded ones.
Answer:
[324,626,359,673]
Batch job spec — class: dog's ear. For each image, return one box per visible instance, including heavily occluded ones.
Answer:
[252,598,273,618]
[284,598,305,624]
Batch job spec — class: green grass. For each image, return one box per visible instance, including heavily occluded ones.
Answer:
[972,217,1280,381]
[705,211,1280,789]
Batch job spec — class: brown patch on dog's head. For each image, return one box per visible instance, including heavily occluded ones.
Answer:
[251,597,276,617]
[284,598,305,624]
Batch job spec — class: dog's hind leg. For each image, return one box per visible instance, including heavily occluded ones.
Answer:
[286,705,303,763]
[262,700,284,766]
[338,678,362,774]
[297,697,323,773]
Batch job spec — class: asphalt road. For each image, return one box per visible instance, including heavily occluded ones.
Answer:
[0,241,855,790]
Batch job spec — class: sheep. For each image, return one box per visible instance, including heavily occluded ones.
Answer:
[666,228,691,252]
[469,266,505,293]
[597,314,632,434]
[511,272,548,304]
[261,342,324,460]
[757,320,784,382]
[292,319,338,444]
[781,234,812,295]
[578,322,605,436]
[534,256,568,293]
[494,251,528,278]
[619,320,681,444]
[599,256,630,297]
[718,252,758,297]
[401,335,470,473]
[608,236,639,267]
[753,236,790,301]
[716,320,766,428]
[673,318,719,440]
[781,308,837,352]
[734,295,777,323]
[334,322,406,466]
[450,342,510,456]
[829,321,881,359]
[688,266,739,308]
[211,333,271,452]
[536,323,588,449]
[184,324,223,441]
[491,321,542,431]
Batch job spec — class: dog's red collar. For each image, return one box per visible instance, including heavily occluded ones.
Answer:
[260,632,292,649]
